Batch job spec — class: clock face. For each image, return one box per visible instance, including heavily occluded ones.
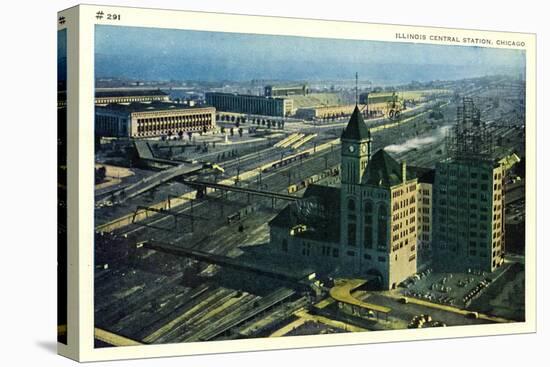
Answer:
[348,145,355,153]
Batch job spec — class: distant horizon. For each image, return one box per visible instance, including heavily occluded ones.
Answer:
[92,73,522,86]
[94,25,525,85]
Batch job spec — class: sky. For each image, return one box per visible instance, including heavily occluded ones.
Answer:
[95,25,525,84]
[58,29,67,82]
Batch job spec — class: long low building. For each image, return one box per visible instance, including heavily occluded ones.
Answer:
[295,102,392,120]
[205,92,293,117]
[58,89,170,109]
[264,84,308,97]
[95,89,170,106]
[95,102,216,138]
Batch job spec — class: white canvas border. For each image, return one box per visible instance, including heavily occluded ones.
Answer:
[59,4,536,362]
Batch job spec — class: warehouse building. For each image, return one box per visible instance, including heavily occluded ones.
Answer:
[264,84,308,97]
[205,92,293,117]
[295,104,357,120]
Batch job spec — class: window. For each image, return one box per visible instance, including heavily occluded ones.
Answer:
[364,201,373,248]
[348,223,356,246]
[348,198,355,212]
[377,204,388,250]
[332,248,339,258]
[301,242,311,256]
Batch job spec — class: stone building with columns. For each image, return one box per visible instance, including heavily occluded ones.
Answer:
[95,102,216,138]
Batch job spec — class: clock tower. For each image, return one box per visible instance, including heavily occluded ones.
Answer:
[341,105,372,186]
[340,105,372,254]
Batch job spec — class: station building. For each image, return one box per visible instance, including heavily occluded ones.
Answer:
[269,106,419,290]
[268,102,517,287]
[205,92,293,117]
[95,102,216,138]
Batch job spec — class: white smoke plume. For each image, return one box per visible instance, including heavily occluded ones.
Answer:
[384,125,452,154]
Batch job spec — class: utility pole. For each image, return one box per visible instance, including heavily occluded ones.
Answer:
[257,168,262,187]
[355,72,358,105]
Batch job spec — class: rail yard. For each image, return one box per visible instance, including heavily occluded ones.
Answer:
[92,75,526,347]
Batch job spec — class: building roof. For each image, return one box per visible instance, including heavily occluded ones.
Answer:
[341,105,371,141]
[205,92,283,101]
[95,89,168,98]
[284,93,343,109]
[362,149,405,187]
[266,84,307,90]
[269,184,340,243]
[96,102,214,114]
[59,89,168,103]
[407,165,435,184]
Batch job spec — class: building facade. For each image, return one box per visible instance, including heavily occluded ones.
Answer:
[205,92,292,117]
[432,159,506,272]
[296,104,357,120]
[410,167,435,267]
[269,106,418,290]
[347,150,418,290]
[95,102,216,138]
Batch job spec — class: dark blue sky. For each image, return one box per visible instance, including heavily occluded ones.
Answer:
[95,25,525,84]
[58,29,67,82]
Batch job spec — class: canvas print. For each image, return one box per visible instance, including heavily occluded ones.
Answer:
[89,23,527,348]
[57,27,68,345]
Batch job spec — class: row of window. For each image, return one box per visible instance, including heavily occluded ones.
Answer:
[96,115,127,136]
[136,120,211,133]
[438,168,490,181]
[97,97,167,104]
[392,206,416,220]
[392,184,417,198]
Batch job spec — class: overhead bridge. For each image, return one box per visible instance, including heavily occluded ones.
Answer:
[183,180,300,202]
[329,279,391,320]
[144,241,313,283]
[98,163,204,205]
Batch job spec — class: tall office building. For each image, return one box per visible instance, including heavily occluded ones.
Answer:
[432,159,506,272]
[432,98,507,272]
